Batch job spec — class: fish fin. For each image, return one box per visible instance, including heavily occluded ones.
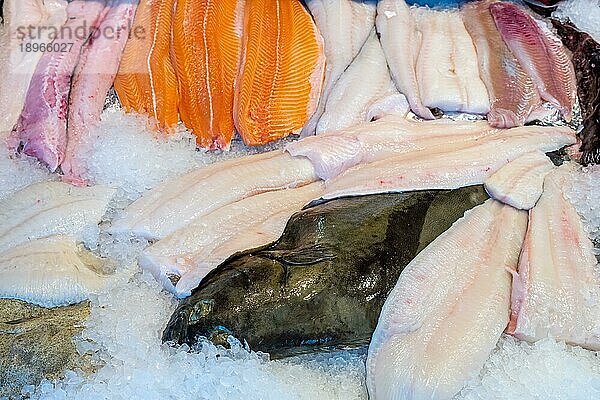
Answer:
[261,244,336,266]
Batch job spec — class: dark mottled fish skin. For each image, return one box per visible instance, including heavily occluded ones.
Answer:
[553,19,600,165]
[163,187,488,358]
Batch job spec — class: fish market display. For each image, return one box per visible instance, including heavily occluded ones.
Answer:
[172,0,243,149]
[139,182,324,297]
[8,0,106,171]
[414,8,490,114]
[110,151,317,239]
[114,0,180,131]
[0,0,67,133]
[377,0,434,120]
[316,30,398,134]
[553,19,600,165]
[63,0,138,185]
[484,151,555,210]
[233,0,325,145]
[320,125,575,199]
[462,0,539,128]
[508,165,600,351]
[303,0,376,136]
[0,235,108,307]
[367,200,527,400]
[287,118,496,180]
[0,181,115,253]
[162,186,489,357]
[490,2,576,120]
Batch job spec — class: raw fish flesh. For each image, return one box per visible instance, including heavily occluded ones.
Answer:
[413,8,489,114]
[321,125,576,199]
[233,0,325,145]
[462,0,539,128]
[365,93,411,121]
[172,0,243,149]
[0,0,67,133]
[367,199,526,400]
[0,181,115,252]
[162,187,489,357]
[109,151,317,240]
[553,19,600,165]
[0,235,108,307]
[139,182,324,297]
[316,30,399,134]
[114,0,179,131]
[288,118,503,180]
[8,0,106,171]
[377,0,434,120]
[490,2,576,120]
[484,151,554,210]
[507,164,600,350]
[62,0,138,185]
[303,0,376,136]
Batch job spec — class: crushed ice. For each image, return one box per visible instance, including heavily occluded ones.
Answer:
[554,0,600,43]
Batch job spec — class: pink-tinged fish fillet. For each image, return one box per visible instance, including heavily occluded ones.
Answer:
[321,125,576,199]
[367,200,527,400]
[490,2,576,120]
[0,0,68,133]
[507,164,600,350]
[462,0,539,128]
[7,0,106,171]
[109,150,318,240]
[61,0,138,185]
[139,182,324,297]
[287,117,498,180]
[484,151,554,210]
[377,0,434,120]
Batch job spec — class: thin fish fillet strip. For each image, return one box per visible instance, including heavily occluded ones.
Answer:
[109,150,318,240]
[367,199,527,400]
[507,164,600,351]
[321,125,576,200]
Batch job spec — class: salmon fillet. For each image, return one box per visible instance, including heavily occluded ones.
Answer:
[172,0,244,149]
[234,0,325,146]
[114,0,179,131]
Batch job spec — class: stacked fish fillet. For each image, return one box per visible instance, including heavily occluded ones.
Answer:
[114,0,325,149]
[0,182,116,307]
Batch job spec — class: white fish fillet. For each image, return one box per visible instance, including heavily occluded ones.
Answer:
[507,164,600,350]
[377,0,434,120]
[174,209,304,297]
[139,182,324,297]
[288,117,498,180]
[367,200,527,400]
[316,30,398,134]
[484,151,555,210]
[0,181,115,253]
[321,125,576,199]
[447,12,490,114]
[414,9,489,114]
[0,235,108,307]
[110,150,318,240]
[0,0,68,132]
[302,0,376,136]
